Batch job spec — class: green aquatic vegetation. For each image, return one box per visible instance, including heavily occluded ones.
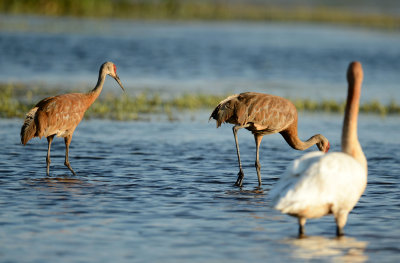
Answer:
[86,92,226,121]
[0,84,31,118]
[1,84,400,120]
[360,100,387,116]
[292,99,345,113]
[388,100,400,114]
[1,0,399,30]
[168,93,224,110]
[89,92,166,120]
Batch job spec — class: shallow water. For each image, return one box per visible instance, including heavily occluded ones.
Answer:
[1,15,400,102]
[1,14,400,262]
[0,114,399,262]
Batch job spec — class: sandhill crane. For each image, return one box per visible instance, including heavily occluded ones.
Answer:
[210,92,330,187]
[21,61,124,176]
[270,61,367,237]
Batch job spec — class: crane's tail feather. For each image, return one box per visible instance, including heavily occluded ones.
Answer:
[209,94,238,127]
[21,107,38,145]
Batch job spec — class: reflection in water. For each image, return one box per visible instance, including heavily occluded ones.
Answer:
[225,187,265,196]
[1,118,399,262]
[282,236,368,262]
[31,177,87,184]
[2,17,400,103]
[24,177,92,194]
[27,176,89,185]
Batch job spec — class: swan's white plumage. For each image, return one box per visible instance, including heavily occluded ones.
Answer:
[269,61,367,236]
[270,151,367,219]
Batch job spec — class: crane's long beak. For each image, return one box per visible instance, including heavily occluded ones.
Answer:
[114,74,125,92]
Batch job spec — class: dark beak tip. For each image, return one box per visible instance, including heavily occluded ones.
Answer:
[114,75,125,92]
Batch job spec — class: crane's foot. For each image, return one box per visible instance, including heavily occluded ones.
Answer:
[65,162,77,176]
[234,169,244,187]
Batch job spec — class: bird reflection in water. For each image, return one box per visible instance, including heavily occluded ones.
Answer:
[225,187,265,197]
[37,177,86,184]
[282,235,368,262]
[26,176,91,194]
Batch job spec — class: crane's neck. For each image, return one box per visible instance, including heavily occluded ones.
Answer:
[341,78,367,172]
[280,123,322,151]
[86,69,107,107]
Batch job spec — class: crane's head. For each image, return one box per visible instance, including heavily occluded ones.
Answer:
[102,61,125,92]
[316,135,330,153]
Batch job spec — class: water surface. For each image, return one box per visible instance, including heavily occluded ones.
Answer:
[1,15,400,102]
[1,15,400,262]
[0,114,399,262]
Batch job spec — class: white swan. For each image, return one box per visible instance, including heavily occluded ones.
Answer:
[269,61,367,236]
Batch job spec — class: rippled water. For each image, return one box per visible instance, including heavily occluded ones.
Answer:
[1,15,400,102]
[0,114,399,262]
[1,14,400,262]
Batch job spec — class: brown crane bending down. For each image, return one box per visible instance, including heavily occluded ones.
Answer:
[20,62,124,176]
[210,92,330,187]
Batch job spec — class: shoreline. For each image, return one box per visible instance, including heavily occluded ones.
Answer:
[2,84,399,120]
[0,1,399,30]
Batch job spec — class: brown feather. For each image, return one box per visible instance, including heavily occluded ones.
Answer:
[19,61,124,176]
[209,94,239,127]
[210,92,298,134]
[20,107,38,145]
[210,92,330,187]
[33,93,89,138]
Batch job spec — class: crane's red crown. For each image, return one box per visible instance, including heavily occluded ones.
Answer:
[113,64,117,74]
[325,142,330,153]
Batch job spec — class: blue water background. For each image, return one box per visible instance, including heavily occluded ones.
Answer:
[0,15,400,262]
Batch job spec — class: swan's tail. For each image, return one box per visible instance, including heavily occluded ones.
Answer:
[209,94,238,127]
[21,107,38,145]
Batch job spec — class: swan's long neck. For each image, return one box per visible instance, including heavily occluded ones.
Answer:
[86,68,107,108]
[342,63,367,172]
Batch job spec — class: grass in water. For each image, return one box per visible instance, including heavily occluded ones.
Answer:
[1,84,399,120]
[0,0,399,30]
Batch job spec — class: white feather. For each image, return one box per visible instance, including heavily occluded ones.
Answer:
[270,151,367,218]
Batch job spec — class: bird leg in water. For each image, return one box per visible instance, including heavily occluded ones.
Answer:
[335,210,348,236]
[298,217,306,238]
[254,134,263,186]
[64,135,77,176]
[233,125,245,187]
[46,135,55,176]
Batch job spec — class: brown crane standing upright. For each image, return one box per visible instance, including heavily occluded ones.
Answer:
[210,92,330,187]
[21,61,124,176]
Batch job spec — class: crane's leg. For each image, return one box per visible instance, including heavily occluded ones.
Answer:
[46,135,55,176]
[233,126,245,187]
[298,217,306,237]
[64,135,77,176]
[254,134,263,187]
